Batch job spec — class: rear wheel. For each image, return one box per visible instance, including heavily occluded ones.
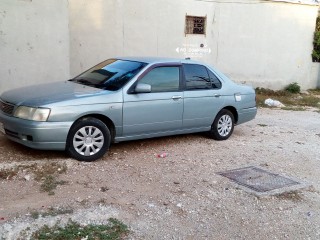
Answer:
[209,109,235,140]
[66,118,111,161]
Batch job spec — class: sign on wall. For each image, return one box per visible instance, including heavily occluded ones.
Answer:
[176,43,212,59]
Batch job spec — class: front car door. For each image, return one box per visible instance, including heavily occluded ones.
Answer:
[122,64,183,139]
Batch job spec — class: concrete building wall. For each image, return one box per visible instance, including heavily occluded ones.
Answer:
[0,0,70,94]
[216,2,319,89]
[69,0,319,90]
[0,0,318,94]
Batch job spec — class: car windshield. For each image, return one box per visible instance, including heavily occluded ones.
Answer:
[70,59,147,91]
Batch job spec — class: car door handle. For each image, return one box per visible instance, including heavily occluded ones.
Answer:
[171,96,182,100]
[214,94,221,98]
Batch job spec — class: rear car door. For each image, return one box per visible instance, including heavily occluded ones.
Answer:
[182,63,225,129]
[123,64,183,137]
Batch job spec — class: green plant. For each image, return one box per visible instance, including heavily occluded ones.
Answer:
[281,106,306,111]
[31,218,129,240]
[40,175,68,195]
[34,162,67,181]
[255,87,320,109]
[0,168,18,180]
[30,211,40,219]
[285,82,300,94]
[299,95,320,107]
[308,88,320,94]
[30,207,74,219]
[255,87,290,96]
[313,16,320,62]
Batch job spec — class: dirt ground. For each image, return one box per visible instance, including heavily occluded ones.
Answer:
[0,108,320,239]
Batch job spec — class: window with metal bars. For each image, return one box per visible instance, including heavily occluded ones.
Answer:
[185,15,206,35]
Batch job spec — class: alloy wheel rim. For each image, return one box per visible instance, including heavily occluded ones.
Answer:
[73,126,104,156]
[217,115,232,137]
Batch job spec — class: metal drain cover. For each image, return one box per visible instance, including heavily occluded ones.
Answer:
[217,166,306,196]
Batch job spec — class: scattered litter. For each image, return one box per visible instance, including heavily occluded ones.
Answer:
[0,217,4,221]
[24,174,31,181]
[157,153,168,158]
[176,203,182,208]
[264,98,285,108]
[99,187,109,192]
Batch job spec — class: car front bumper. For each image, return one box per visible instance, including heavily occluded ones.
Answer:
[0,111,72,150]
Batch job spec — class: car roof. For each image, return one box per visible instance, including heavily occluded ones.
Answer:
[116,56,204,65]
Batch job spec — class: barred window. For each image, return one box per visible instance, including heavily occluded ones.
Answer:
[185,15,206,35]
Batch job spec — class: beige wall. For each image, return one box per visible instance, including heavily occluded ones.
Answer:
[0,0,319,93]
[69,0,320,90]
[0,0,70,93]
[216,3,319,89]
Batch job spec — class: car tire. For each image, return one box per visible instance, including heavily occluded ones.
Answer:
[66,117,111,161]
[209,109,235,140]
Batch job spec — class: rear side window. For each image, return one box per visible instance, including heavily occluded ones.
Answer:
[139,66,180,92]
[207,70,222,89]
[184,64,211,90]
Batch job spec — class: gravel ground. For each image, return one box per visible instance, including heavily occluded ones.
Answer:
[0,108,320,239]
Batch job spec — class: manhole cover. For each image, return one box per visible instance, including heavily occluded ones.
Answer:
[217,166,305,195]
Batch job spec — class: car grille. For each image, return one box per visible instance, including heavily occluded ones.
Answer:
[0,99,15,115]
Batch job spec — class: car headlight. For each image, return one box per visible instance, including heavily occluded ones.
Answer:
[14,106,51,121]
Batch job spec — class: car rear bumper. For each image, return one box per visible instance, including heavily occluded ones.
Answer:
[0,111,72,150]
[237,107,257,125]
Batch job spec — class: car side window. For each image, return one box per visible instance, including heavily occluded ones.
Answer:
[184,64,212,90]
[139,67,180,92]
[207,69,222,89]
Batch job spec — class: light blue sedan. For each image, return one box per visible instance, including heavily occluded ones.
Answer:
[0,57,257,161]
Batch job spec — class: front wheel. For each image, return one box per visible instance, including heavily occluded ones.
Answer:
[66,118,111,161]
[208,109,235,140]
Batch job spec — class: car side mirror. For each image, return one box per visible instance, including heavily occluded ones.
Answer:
[135,83,151,93]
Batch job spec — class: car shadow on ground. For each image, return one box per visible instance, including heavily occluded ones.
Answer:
[0,129,244,163]
[0,135,67,162]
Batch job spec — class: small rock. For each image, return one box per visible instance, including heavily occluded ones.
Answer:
[177,203,182,208]
[99,187,109,192]
[24,175,31,181]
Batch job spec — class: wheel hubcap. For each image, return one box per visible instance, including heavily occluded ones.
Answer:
[73,126,104,156]
[217,115,232,137]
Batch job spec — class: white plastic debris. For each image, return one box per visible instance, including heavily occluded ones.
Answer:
[264,98,285,108]
[24,175,31,181]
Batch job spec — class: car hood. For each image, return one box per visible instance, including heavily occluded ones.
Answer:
[1,81,110,106]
